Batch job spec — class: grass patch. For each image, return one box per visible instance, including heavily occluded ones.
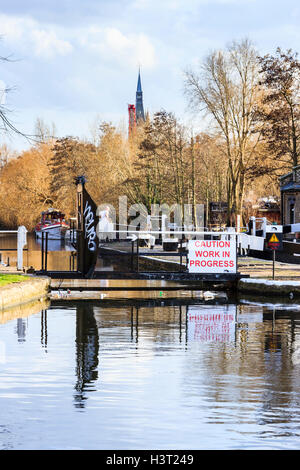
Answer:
[0,274,28,286]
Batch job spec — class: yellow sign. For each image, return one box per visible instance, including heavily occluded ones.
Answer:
[269,233,279,243]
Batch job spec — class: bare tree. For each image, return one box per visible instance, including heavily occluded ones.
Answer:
[0,143,16,167]
[0,49,22,136]
[184,39,264,225]
[34,117,57,143]
[0,46,36,142]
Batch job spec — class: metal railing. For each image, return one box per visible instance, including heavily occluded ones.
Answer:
[98,230,239,274]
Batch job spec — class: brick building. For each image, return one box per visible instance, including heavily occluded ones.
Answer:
[280,165,300,225]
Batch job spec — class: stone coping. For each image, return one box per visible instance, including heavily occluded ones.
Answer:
[0,276,50,310]
[3,272,300,304]
[238,278,300,296]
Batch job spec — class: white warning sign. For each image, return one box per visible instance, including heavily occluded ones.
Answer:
[188,238,236,273]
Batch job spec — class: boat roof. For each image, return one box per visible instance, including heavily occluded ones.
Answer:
[42,208,64,215]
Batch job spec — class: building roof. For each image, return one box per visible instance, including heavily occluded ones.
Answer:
[281,182,300,192]
[280,165,300,191]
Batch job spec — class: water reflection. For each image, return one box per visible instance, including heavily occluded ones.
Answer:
[93,303,191,349]
[128,305,185,344]
[186,304,236,343]
[2,298,300,449]
[0,298,50,325]
[130,306,138,343]
[74,304,99,409]
[15,318,26,343]
[41,310,48,351]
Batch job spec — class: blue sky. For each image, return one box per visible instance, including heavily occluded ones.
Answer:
[0,0,299,151]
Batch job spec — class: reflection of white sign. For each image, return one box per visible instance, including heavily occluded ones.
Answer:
[187,305,236,343]
[188,239,236,273]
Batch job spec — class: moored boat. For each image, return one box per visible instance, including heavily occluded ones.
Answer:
[35,209,69,240]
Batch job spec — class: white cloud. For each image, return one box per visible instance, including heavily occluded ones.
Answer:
[78,26,156,69]
[0,14,73,59]
[131,0,255,9]
[30,29,73,58]
[0,13,154,67]
[0,14,26,41]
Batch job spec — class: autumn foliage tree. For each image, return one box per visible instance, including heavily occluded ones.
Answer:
[256,48,300,169]
[0,126,129,228]
[0,142,53,227]
[49,137,98,217]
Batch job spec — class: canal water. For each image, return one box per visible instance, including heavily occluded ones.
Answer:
[1,298,300,450]
[0,232,74,271]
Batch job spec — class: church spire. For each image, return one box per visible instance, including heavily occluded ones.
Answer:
[136,68,145,123]
[137,69,142,93]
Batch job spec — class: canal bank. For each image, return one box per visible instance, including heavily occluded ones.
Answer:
[237,256,300,297]
[238,278,300,297]
[0,276,50,310]
[49,278,300,300]
[46,255,300,300]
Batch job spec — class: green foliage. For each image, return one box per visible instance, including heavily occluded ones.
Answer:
[0,274,28,286]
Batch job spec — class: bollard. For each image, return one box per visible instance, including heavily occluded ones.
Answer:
[17,226,27,271]
[41,232,44,270]
[131,241,134,271]
[45,232,48,272]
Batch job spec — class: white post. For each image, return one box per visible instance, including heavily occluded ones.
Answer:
[250,216,256,236]
[236,214,241,233]
[262,217,267,239]
[17,226,27,271]
[161,214,167,241]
